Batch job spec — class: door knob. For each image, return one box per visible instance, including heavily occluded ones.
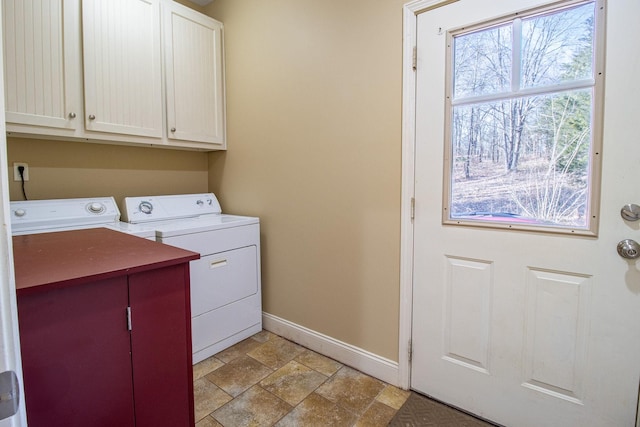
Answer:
[617,239,640,259]
[621,204,640,221]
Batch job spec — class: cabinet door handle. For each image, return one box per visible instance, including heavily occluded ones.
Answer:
[68,112,76,119]
[88,114,96,120]
[170,127,176,133]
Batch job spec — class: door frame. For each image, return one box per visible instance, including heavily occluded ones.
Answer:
[398,0,457,390]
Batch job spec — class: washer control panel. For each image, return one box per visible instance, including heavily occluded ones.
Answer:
[10,197,120,233]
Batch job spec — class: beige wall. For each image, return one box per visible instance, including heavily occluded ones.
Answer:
[7,138,208,210]
[205,0,405,361]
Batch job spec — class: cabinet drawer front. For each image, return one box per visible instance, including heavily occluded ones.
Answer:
[191,245,258,317]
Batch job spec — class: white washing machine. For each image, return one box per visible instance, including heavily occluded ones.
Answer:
[121,193,261,364]
[10,197,155,239]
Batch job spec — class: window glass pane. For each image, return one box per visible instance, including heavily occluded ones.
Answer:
[450,89,592,228]
[521,3,595,89]
[453,24,512,99]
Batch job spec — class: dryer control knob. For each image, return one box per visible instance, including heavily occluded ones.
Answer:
[196,200,204,206]
[139,201,153,214]
[14,209,26,217]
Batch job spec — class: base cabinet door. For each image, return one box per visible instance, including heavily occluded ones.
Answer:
[129,264,195,427]
[18,277,135,427]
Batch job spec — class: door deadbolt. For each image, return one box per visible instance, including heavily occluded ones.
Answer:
[621,204,640,221]
[617,239,640,259]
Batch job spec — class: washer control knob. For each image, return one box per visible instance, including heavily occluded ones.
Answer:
[87,202,105,214]
[196,200,204,206]
[14,209,26,217]
[139,201,153,214]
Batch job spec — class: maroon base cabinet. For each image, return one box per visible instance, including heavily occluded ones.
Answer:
[18,276,136,427]
[13,229,198,427]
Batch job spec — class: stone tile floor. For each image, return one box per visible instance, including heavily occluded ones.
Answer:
[193,330,411,427]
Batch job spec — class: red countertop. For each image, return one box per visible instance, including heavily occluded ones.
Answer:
[13,227,200,295]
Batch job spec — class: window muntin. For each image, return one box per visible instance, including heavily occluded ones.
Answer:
[444,1,601,234]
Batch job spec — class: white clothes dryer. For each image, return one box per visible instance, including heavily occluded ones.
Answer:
[122,193,261,364]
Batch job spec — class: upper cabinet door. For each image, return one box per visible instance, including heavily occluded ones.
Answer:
[82,0,163,138]
[164,2,226,146]
[3,0,82,130]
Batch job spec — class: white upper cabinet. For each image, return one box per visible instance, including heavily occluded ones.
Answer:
[3,0,82,131]
[164,2,226,147]
[82,0,163,138]
[2,0,226,151]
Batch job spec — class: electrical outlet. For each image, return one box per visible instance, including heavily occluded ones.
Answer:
[13,163,29,182]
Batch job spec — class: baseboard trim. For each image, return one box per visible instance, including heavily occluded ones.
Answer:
[262,312,401,387]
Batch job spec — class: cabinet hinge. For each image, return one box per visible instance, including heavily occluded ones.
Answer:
[411,197,416,220]
[408,339,413,362]
[126,307,132,331]
[412,46,417,71]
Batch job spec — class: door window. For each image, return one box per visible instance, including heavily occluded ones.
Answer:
[443,0,603,235]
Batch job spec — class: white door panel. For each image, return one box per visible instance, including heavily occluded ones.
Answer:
[411,0,640,425]
[0,3,26,425]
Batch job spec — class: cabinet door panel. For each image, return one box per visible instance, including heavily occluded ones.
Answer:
[82,0,162,138]
[2,0,81,129]
[129,264,194,427]
[165,3,226,145]
[17,277,135,427]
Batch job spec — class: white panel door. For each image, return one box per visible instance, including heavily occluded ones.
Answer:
[411,1,640,426]
[82,0,162,138]
[0,4,27,425]
[2,0,81,130]
[164,1,226,146]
